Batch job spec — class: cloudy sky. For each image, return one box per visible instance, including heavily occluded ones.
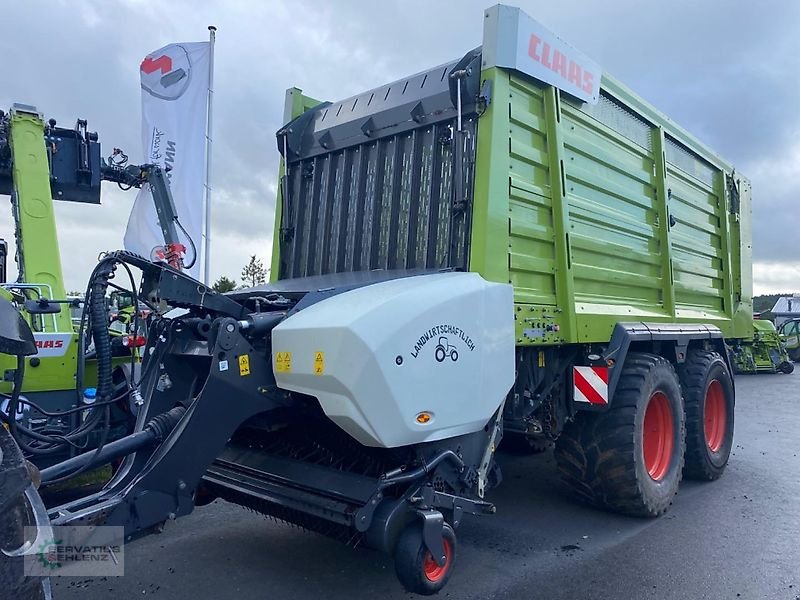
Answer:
[1,0,798,295]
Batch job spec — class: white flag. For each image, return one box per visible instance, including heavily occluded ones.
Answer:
[124,42,209,279]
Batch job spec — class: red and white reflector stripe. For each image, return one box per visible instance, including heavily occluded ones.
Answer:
[573,366,609,405]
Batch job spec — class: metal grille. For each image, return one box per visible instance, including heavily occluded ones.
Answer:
[581,92,652,151]
[280,118,477,279]
[664,135,716,187]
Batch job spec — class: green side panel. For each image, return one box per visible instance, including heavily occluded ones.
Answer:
[471,67,752,345]
[471,70,571,344]
[665,155,726,318]
[731,176,753,337]
[561,98,665,338]
[270,88,323,282]
[470,68,511,287]
[9,109,70,333]
[0,339,75,394]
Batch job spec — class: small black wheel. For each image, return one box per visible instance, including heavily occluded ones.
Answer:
[450,349,459,362]
[434,347,446,363]
[779,361,794,374]
[394,522,456,595]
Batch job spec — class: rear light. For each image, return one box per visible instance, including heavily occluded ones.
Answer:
[123,335,147,348]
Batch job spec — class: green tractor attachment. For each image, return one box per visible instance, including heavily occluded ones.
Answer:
[731,319,793,374]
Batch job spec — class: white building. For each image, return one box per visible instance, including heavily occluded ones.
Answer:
[771,294,800,327]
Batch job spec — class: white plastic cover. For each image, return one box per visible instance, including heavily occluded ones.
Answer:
[272,272,515,448]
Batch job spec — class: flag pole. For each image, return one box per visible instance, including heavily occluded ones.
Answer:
[203,25,216,284]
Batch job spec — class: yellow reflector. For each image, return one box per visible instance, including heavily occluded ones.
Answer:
[416,412,432,424]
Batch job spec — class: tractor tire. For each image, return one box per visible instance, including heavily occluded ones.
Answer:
[554,353,685,517]
[678,350,735,480]
[0,427,48,600]
[779,361,795,374]
[394,522,456,595]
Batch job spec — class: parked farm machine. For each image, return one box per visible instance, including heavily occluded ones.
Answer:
[0,5,776,597]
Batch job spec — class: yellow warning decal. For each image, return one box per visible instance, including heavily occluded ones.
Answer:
[275,351,292,373]
[314,351,324,376]
[238,354,251,376]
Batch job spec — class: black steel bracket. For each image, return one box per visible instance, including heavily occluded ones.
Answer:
[417,508,446,567]
[47,321,282,538]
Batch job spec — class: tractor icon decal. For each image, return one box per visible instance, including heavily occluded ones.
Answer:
[434,336,459,363]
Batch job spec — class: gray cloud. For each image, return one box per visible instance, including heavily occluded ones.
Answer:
[0,0,797,292]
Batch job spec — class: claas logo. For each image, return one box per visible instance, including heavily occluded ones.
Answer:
[35,339,64,349]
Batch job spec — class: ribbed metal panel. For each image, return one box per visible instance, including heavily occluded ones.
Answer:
[280,118,477,279]
[581,91,652,151]
[664,134,716,187]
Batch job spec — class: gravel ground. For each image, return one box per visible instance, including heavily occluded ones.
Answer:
[53,371,799,599]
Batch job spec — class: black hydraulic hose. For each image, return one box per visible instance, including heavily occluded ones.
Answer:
[0,356,98,455]
[42,405,111,486]
[41,426,154,484]
[379,450,465,488]
[90,260,115,405]
[40,406,187,485]
[6,258,114,455]
[175,218,197,269]
[6,355,26,447]
[0,411,106,455]
[2,255,143,460]
[0,386,129,418]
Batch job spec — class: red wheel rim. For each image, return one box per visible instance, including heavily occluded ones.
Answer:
[704,380,726,452]
[643,391,675,481]
[423,539,452,583]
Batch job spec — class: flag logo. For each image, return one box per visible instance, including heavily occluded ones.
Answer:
[140,45,193,101]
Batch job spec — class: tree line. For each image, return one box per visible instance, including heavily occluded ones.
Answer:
[212,255,269,292]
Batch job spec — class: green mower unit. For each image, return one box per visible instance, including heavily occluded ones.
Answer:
[731,319,793,374]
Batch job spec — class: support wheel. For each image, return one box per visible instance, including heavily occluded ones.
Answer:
[779,361,794,374]
[554,353,685,517]
[394,522,456,595]
[679,350,735,480]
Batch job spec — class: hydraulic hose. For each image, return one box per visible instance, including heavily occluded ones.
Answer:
[40,406,187,484]
[6,355,26,449]
[90,260,115,405]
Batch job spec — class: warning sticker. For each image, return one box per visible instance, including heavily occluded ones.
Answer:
[238,354,251,376]
[314,351,324,376]
[275,351,292,373]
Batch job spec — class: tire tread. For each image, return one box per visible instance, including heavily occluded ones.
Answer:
[554,353,685,517]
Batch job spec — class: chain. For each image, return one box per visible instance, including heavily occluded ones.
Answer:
[543,389,566,441]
